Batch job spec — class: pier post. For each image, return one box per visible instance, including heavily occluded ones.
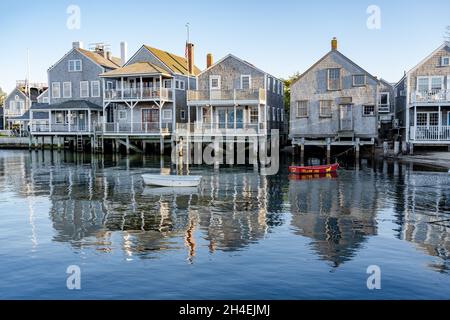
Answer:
[90,136,95,154]
[326,138,331,164]
[126,136,130,155]
[355,138,360,160]
[28,135,32,151]
[300,138,305,162]
[383,141,389,158]
[409,143,414,155]
[41,136,45,150]
[142,141,146,154]
[50,136,54,150]
[57,137,62,152]
[160,137,164,155]
[115,139,120,154]
[394,141,400,156]
[34,136,39,151]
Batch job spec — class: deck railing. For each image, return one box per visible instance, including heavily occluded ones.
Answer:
[103,122,172,134]
[31,123,90,133]
[104,88,173,101]
[187,89,267,104]
[410,126,450,141]
[177,122,261,135]
[411,90,450,103]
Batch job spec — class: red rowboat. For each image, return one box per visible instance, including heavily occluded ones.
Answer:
[289,163,340,175]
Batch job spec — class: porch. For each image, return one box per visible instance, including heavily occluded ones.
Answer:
[29,101,102,135]
[409,105,450,143]
[185,105,267,136]
[101,63,174,103]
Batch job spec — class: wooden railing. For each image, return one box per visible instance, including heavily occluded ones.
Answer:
[187,89,267,104]
[104,88,173,101]
[411,90,450,103]
[410,126,450,141]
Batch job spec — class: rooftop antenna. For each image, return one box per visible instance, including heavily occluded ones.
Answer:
[26,48,30,97]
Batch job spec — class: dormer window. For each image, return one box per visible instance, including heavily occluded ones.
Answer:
[441,56,450,66]
[353,75,366,87]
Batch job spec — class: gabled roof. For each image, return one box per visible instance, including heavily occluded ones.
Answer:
[405,42,450,76]
[4,87,29,102]
[143,45,201,76]
[197,53,281,80]
[49,47,121,72]
[292,50,379,86]
[100,62,171,77]
[78,48,121,69]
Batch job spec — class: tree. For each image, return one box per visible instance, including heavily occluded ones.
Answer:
[282,72,301,118]
[0,87,6,108]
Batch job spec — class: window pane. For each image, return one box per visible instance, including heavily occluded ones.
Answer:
[328,69,340,90]
[242,76,250,90]
[431,77,443,91]
[296,101,308,117]
[416,113,427,126]
[418,78,428,92]
[320,100,332,116]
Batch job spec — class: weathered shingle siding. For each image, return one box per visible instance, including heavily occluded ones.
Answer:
[197,56,266,91]
[290,51,378,138]
[4,88,30,117]
[410,46,450,92]
[394,78,407,128]
[48,49,105,106]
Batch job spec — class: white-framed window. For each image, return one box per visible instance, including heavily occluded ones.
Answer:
[63,82,72,98]
[241,75,251,90]
[278,82,282,95]
[363,105,375,116]
[175,79,185,90]
[320,100,332,117]
[163,79,172,89]
[296,100,308,118]
[267,77,271,90]
[417,76,444,93]
[91,81,100,97]
[80,81,89,98]
[19,100,24,111]
[8,101,13,111]
[118,110,127,121]
[52,82,61,99]
[180,109,186,120]
[68,59,82,72]
[353,75,366,86]
[378,92,390,111]
[441,56,450,66]
[55,112,65,124]
[163,109,173,120]
[209,76,221,90]
[327,68,341,90]
[272,106,276,121]
[273,80,277,93]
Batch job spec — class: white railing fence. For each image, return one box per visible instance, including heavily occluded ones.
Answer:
[411,90,450,103]
[411,126,450,141]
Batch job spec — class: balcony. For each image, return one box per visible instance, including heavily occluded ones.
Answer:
[31,123,92,133]
[177,122,263,136]
[410,126,450,142]
[103,122,172,135]
[411,90,450,104]
[187,89,267,105]
[104,88,173,102]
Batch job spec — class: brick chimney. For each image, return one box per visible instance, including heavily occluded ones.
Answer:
[186,43,195,74]
[331,37,338,51]
[206,53,213,68]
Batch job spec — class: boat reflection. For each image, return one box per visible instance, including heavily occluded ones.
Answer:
[288,172,338,181]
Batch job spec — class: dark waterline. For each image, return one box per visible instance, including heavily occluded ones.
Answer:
[0,149,449,299]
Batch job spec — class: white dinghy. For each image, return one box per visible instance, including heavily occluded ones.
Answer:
[142,174,202,187]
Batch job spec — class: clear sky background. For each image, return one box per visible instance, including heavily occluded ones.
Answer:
[0,0,449,93]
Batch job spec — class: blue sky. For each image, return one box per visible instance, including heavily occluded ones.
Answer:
[0,0,449,93]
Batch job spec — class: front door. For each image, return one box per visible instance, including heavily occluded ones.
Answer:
[340,105,353,131]
[78,111,86,131]
[142,109,159,132]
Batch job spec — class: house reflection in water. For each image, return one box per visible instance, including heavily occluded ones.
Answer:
[289,171,379,268]
[38,153,284,261]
